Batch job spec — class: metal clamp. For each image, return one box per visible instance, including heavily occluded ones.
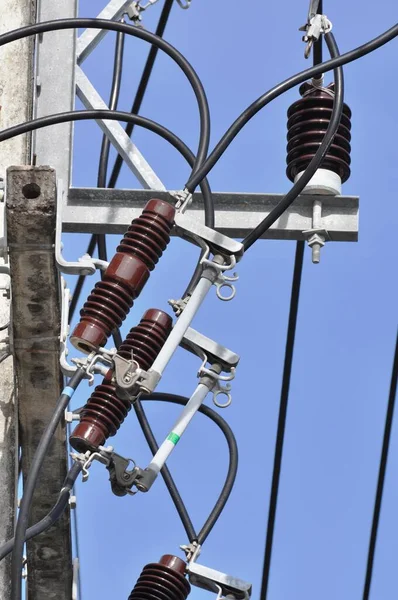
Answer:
[106,452,141,497]
[172,188,193,213]
[113,352,161,397]
[182,543,252,600]
[71,445,144,496]
[127,0,160,24]
[71,348,115,386]
[70,447,111,482]
[176,0,191,8]
[299,10,332,58]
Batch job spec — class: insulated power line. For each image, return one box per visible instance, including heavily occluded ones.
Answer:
[185,22,398,194]
[362,329,398,600]
[0,462,82,561]
[259,241,305,599]
[96,25,125,350]
[259,12,324,595]
[0,18,211,174]
[108,0,176,190]
[134,398,196,541]
[140,393,238,544]
[11,368,86,600]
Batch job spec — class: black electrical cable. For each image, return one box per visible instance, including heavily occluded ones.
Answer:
[11,368,86,600]
[362,330,398,600]
[185,22,398,195]
[0,109,214,246]
[2,108,215,321]
[97,26,125,191]
[243,31,343,250]
[0,462,82,562]
[134,399,196,542]
[0,322,9,331]
[259,19,324,596]
[0,18,210,173]
[259,241,305,600]
[96,25,125,349]
[313,0,323,66]
[108,0,176,190]
[140,393,238,544]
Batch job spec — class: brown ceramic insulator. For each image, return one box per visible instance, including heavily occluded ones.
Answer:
[70,199,175,354]
[69,309,173,453]
[128,555,190,600]
[286,82,352,184]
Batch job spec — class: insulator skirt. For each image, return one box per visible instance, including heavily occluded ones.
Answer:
[128,556,190,600]
[70,199,175,354]
[286,85,352,184]
[69,309,172,452]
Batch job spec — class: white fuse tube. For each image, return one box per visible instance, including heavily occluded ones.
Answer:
[147,383,210,476]
[149,268,218,377]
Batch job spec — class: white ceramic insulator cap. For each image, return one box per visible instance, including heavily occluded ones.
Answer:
[294,168,342,196]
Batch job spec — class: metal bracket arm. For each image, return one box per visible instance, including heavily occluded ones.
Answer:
[181,327,240,372]
[187,562,252,599]
[56,182,98,275]
[174,212,244,260]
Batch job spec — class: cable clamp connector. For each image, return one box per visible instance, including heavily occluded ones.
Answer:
[126,0,160,24]
[71,348,115,385]
[182,541,252,600]
[172,188,193,213]
[168,296,191,316]
[71,446,113,482]
[299,14,332,58]
[113,352,162,397]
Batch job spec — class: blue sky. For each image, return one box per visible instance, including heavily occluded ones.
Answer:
[64,1,398,598]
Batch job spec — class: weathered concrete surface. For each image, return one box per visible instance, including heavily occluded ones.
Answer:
[7,166,72,600]
[0,3,36,598]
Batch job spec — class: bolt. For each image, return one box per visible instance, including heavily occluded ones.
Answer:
[311,242,321,264]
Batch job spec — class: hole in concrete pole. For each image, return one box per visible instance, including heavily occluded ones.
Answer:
[22,183,41,199]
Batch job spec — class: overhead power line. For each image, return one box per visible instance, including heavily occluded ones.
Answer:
[362,329,398,600]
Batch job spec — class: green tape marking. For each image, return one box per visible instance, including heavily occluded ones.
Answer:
[167,432,180,445]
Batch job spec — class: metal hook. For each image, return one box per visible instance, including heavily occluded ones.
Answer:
[213,385,232,409]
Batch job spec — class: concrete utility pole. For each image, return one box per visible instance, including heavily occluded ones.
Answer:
[7,166,73,600]
[0,2,35,598]
[1,3,74,599]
